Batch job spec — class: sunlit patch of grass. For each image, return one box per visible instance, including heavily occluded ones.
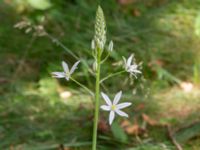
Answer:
[152,85,200,125]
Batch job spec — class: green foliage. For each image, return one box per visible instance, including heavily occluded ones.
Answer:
[174,122,200,143]
[111,122,128,143]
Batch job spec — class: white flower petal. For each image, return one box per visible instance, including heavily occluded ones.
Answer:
[127,54,133,67]
[131,69,141,73]
[65,76,70,81]
[130,64,137,70]
[115,109,128,117]
[116,102,132,109]
[100,105,110,111]
[62,61,69,72]
[129,66,141,73]
[101,92,112,106]
[70,60,80,75]
[113,91,122,105]
[51,72,65,78]
[109,111,115,125]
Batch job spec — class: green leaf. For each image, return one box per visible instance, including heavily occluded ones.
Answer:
[27,0,51,10]
[111,122,128,143]
[195,13,200,36]
[193,61,200,84]
[174,121,200,143]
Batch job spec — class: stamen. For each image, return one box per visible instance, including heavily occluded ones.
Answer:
[111,105,116,111]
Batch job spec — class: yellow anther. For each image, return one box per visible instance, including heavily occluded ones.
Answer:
[111,105,116,111]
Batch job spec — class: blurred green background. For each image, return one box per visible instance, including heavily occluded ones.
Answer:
[0,0,200,149]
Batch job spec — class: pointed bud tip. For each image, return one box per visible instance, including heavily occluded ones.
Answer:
[91,39,95,50]
[96,6,104,17]
[97,5,103,12]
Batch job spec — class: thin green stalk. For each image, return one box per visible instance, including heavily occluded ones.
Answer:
[70,77,94,97]
[92,48,101,150]
[100,70,126,83]
[100,52,110,64]
[46,33,79,60]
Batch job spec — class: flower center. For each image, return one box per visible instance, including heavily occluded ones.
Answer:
[111,105,116,111]
[66,72,70,77]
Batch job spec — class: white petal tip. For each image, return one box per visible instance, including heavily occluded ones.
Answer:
[109,120,113,125]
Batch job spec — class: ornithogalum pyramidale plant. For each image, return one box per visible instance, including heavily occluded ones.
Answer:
[52,6,141,150]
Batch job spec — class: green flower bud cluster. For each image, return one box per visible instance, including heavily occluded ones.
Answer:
[94,6,106,50]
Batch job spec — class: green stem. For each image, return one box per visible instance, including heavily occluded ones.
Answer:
[100,70,126,83]
[100,52,110,64]
[70,77,94,97]
[46,33,79,60]
[92,48,101,150]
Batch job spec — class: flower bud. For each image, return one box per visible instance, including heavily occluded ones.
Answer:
[108,40,113,52]
[93,61,97,71]
[91,39,95,50]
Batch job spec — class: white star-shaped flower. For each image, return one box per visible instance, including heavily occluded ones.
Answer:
[52,60,80,81]
[123,54,141,78]
[100,91,132,125]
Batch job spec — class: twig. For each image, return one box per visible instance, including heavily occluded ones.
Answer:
[12,36,36,80]
[166,125,183,150]
[58,144,65,150]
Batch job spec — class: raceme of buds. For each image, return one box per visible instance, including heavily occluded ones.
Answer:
[94,6,106,50]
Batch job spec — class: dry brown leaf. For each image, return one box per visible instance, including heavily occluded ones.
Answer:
[9,145,14,150]
[4,0,12,4]
[142,113,158,126]
[125,124,140,135]
[132,37,140,43]
[132,9,141,17]
[117,0,135,5]
[98,118,109,133]
[121,118,142,135]
[0,78,9,84]
[121,119,131,128]
[58,145,71,150]
[135,103,145,111]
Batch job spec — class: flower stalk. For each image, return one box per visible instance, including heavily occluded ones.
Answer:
[92,6,106,150]
[92,47,101,150]
[70,77,94,97]
[100,70,126,83]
